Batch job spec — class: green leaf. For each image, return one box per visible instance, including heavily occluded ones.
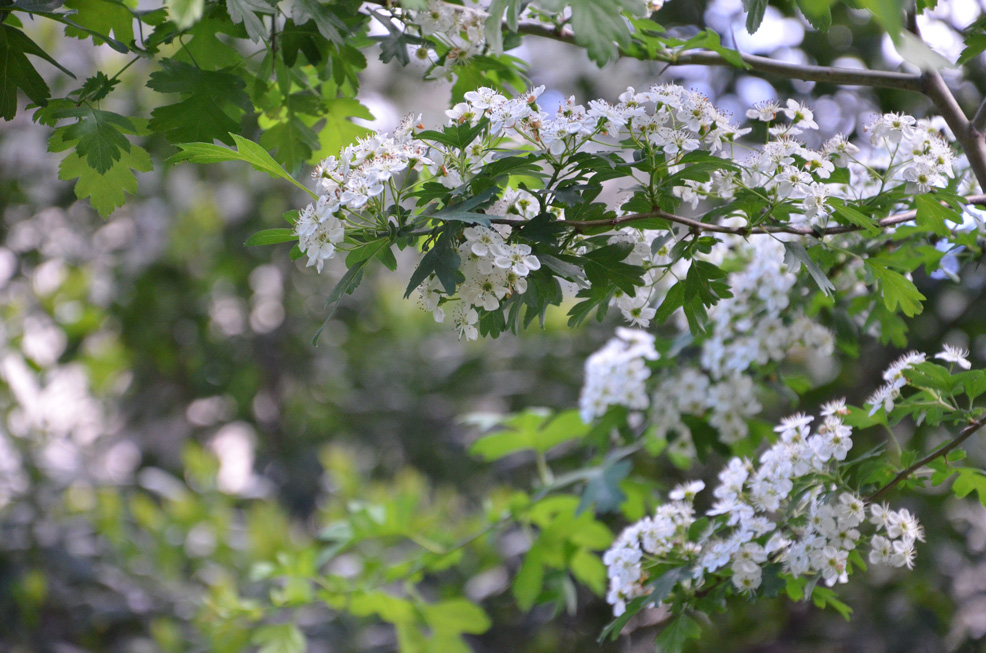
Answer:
[743,0,768,33]
[314,98,373,158]
[0,24,53,119]
[512,547,544,611]
[783,242,835,295]
[953,468,986,507]
[58,143,152,217]
[168,133,317,199]
[226,0,273,42]
[252,624,307,653]
[470,409,589,460]
[914,193,956,237]
[62,0,135,46]
[830,198,879,234]
[71,71,119,103]
[654,282,685,323]
[166,0,203,28]
[423,186,499,226]
[598,595,648,641]
[289,0,346,43]
[350,591,416,624]
[583,242,644,295]
[421,599,491,636]
[577,459,631,514]
[959,33,986,65]
[52,106,134,173]
[866,260,925,318]
[655,614,702,653]
[147,60,252,146]
[244,228,296,246]
[538,0,644,65]
[674,29,749,69]
[858,0,903,43]
[796,0,833,32]
[261,114,321,175]
[570,549,606,595]
[312,255,373,346]
[403,227,461,297]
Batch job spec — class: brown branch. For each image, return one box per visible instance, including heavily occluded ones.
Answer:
[549,193,986,237]
[921,69,986,192]
[514,21,923,92]
[867,413,986,502]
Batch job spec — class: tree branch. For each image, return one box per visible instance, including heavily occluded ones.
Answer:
[548,193,986,236]
[514,21,924,92]
[921,69,986,192]
[867,413,986,502]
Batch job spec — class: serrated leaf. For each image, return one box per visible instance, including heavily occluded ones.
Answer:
[0,24,53,120]
[166,0,203,29]
[866,260,925,318]
[168,133,317,199]
[58,144,152,217]
[261,114,320,175]
[796,0,833,31]
[959,33,986,65]
[314,98,373,158]
[743,0,768,33]
[914,193,956,237]
[72,71,119,103]
[953,468,986,506]
[403,227,461,297]
[423,186,498,226]
[148,60,252,146]
[539,0,644,65]
[290,0,346,43]
[830,198,879,234]
[226,0,273,42]
[784,241,835,295]
[244,228,296,246]
[62,0,135,46]
[52,106,134,173]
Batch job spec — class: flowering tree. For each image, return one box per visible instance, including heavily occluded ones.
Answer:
[4,0,986,650]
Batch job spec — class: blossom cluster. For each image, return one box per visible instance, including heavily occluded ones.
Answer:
[579,328,659,423]
[603,401,922,617]
[866,351,928,416]
[582,235,834,447]
[407,1,490,78]
[296,115,430,273]
[417,220,543,340]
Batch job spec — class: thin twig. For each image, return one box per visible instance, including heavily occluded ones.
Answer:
[514,21,923,92]
[529,193,986,236]
[867,413,986,502]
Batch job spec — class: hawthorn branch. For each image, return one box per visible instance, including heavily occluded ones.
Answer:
[514,21,923,92]
[921,69,986,192]
[867,413,986,502]
[544,193,986,236]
